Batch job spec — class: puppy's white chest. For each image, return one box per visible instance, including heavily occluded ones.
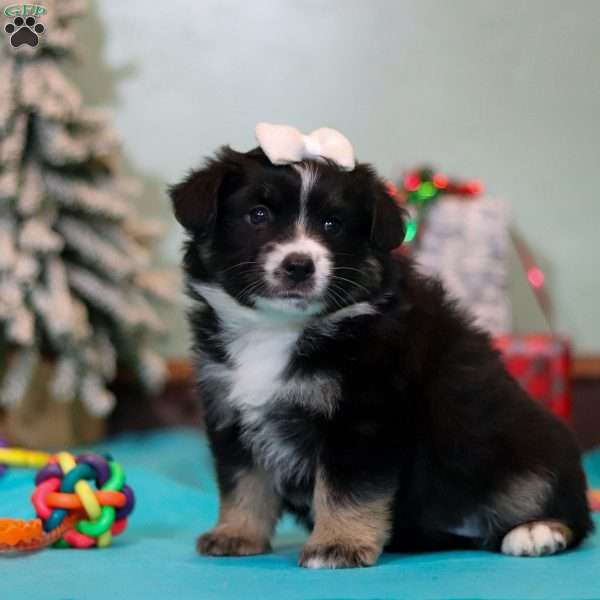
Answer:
[224,324,300,410]
[193,284,305,413]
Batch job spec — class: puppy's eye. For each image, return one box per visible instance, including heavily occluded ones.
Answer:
[245,206,272,226]
[323,217,343,235]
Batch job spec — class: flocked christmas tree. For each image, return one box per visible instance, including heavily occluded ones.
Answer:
[0,0,172,416]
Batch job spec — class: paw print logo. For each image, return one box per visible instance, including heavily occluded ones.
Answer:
[4,15,45,47]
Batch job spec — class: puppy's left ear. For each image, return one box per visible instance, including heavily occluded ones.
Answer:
[370,183,406,251]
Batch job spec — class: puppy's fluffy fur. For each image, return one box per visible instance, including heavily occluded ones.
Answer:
[171,147,592,568]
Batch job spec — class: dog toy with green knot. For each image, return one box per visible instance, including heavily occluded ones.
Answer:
[0,444,135,552]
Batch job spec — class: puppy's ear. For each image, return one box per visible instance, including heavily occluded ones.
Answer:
[169,146,243,236]
[370,182,406,252]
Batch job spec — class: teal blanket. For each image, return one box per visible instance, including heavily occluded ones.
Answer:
[3,429,599,600]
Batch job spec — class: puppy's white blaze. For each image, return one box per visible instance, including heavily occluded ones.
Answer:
[293,164,319,227]
[501,523,567,557]
[263,235,332,297]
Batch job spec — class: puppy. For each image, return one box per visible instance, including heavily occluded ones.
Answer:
[170,142,592,569]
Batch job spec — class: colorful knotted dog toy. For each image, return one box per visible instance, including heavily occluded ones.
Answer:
[0,445,135,552]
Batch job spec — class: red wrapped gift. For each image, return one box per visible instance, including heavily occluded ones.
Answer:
[494,334,572,421]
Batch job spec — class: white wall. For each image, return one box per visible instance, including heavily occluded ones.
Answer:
[72,0,600,355]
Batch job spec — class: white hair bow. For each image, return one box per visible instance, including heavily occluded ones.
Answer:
[255,122,355,171]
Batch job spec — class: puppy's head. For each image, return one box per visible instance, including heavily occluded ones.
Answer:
[171,146,405,316]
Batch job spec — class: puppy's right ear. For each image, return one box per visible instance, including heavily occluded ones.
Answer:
[169,147,243,237]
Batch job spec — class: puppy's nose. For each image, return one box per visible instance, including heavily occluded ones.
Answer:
[281,253,315,283]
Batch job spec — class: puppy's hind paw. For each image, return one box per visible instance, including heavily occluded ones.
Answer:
[299,542,380,569]
[501,521,573,557]
[196,527,271,556]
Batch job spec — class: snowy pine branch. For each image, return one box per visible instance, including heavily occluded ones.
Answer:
[0,0,172,416]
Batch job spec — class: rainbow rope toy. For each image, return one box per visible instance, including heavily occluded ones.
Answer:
[0,446,135,552]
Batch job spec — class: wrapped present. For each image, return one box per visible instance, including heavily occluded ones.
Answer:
[414,196,512,335]
[392,168,571,421]
[494,334,572,421]
[392,169,512,336]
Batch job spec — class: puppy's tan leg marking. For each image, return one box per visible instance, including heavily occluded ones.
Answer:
[299,470,392,569]
[501,520,573,557]
[197,469,280,556]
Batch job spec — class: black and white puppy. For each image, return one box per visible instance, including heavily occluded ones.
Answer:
[170,146,591,569]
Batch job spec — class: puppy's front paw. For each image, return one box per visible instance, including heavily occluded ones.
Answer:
[196,527,271,556]
[299,542,380,569]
